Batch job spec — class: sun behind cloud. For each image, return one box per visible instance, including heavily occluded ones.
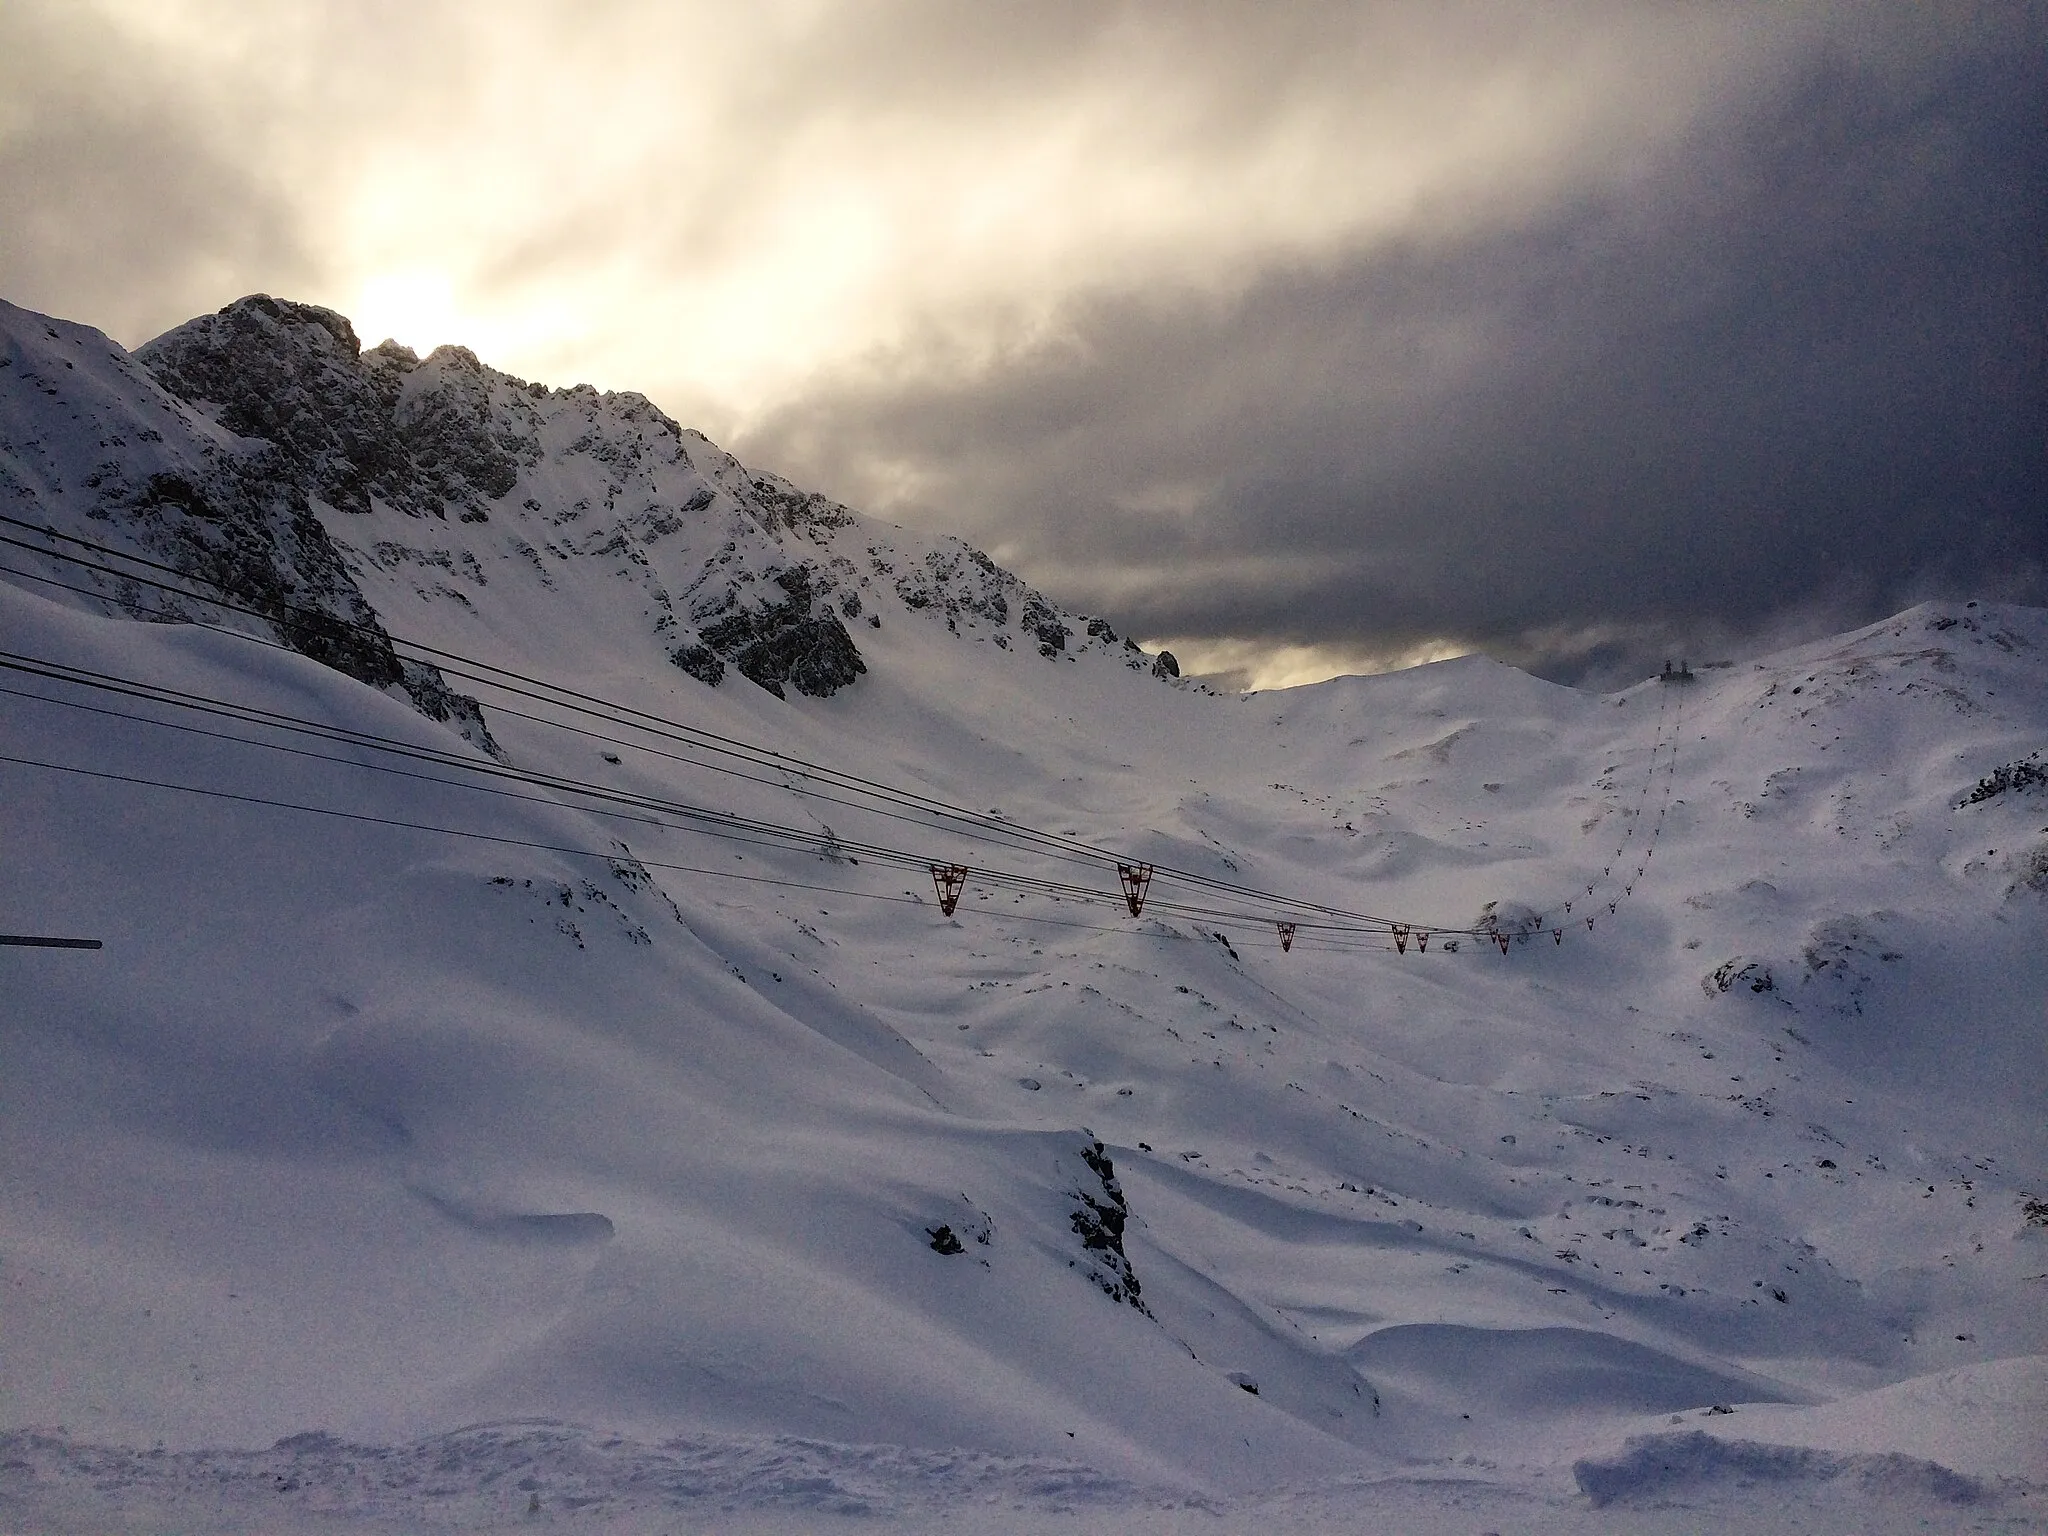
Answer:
[349,270,462,354]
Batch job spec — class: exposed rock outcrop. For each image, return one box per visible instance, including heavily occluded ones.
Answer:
[1069,1139,1146,1312]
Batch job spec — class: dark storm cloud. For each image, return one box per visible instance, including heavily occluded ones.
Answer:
[0,5,315,347]
[744,14,2046,686]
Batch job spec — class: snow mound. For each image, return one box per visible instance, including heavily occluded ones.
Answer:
[1573,1430,1990,1508]
[1350,1324,1795,1416]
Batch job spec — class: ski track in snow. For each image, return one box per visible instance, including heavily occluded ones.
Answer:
[2,295,2045,1532]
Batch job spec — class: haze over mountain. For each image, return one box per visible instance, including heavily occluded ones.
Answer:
[2,294,2043,1533]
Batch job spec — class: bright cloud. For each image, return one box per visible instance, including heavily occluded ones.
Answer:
[38,1,1794,415]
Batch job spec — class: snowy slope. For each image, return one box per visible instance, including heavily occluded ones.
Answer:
[2,296,2044,1532]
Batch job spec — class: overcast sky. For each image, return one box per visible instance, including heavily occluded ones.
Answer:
[4,1,2041,687]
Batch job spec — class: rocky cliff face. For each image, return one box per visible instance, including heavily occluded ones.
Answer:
[0,299,440,706]
[123,295,1168,711]
[139,295,526,524]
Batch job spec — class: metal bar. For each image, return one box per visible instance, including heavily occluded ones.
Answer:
[0,935,103,948]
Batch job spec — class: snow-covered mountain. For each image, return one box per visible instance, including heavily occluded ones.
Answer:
[3,295,1168,704]
[2,295,2043,1534]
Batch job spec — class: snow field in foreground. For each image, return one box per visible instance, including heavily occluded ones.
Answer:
[4,1364,2043,1533]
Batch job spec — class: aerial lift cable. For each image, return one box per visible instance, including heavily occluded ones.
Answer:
[0,657,1401,934]
[0,527,1477,928]
[0,517,1687,941]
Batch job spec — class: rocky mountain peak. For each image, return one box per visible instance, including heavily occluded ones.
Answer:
[139,296,526,522]
[9,292,1182,737]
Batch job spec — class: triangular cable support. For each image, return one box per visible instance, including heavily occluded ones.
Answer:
[1117,863,1154,917]
[930,863,968,917]
[1276,920,1296,953]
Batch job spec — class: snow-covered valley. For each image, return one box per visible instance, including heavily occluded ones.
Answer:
[2,296,2043,1533]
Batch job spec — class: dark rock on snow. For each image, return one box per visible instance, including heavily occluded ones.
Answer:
[1070,1139,1146,1312]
